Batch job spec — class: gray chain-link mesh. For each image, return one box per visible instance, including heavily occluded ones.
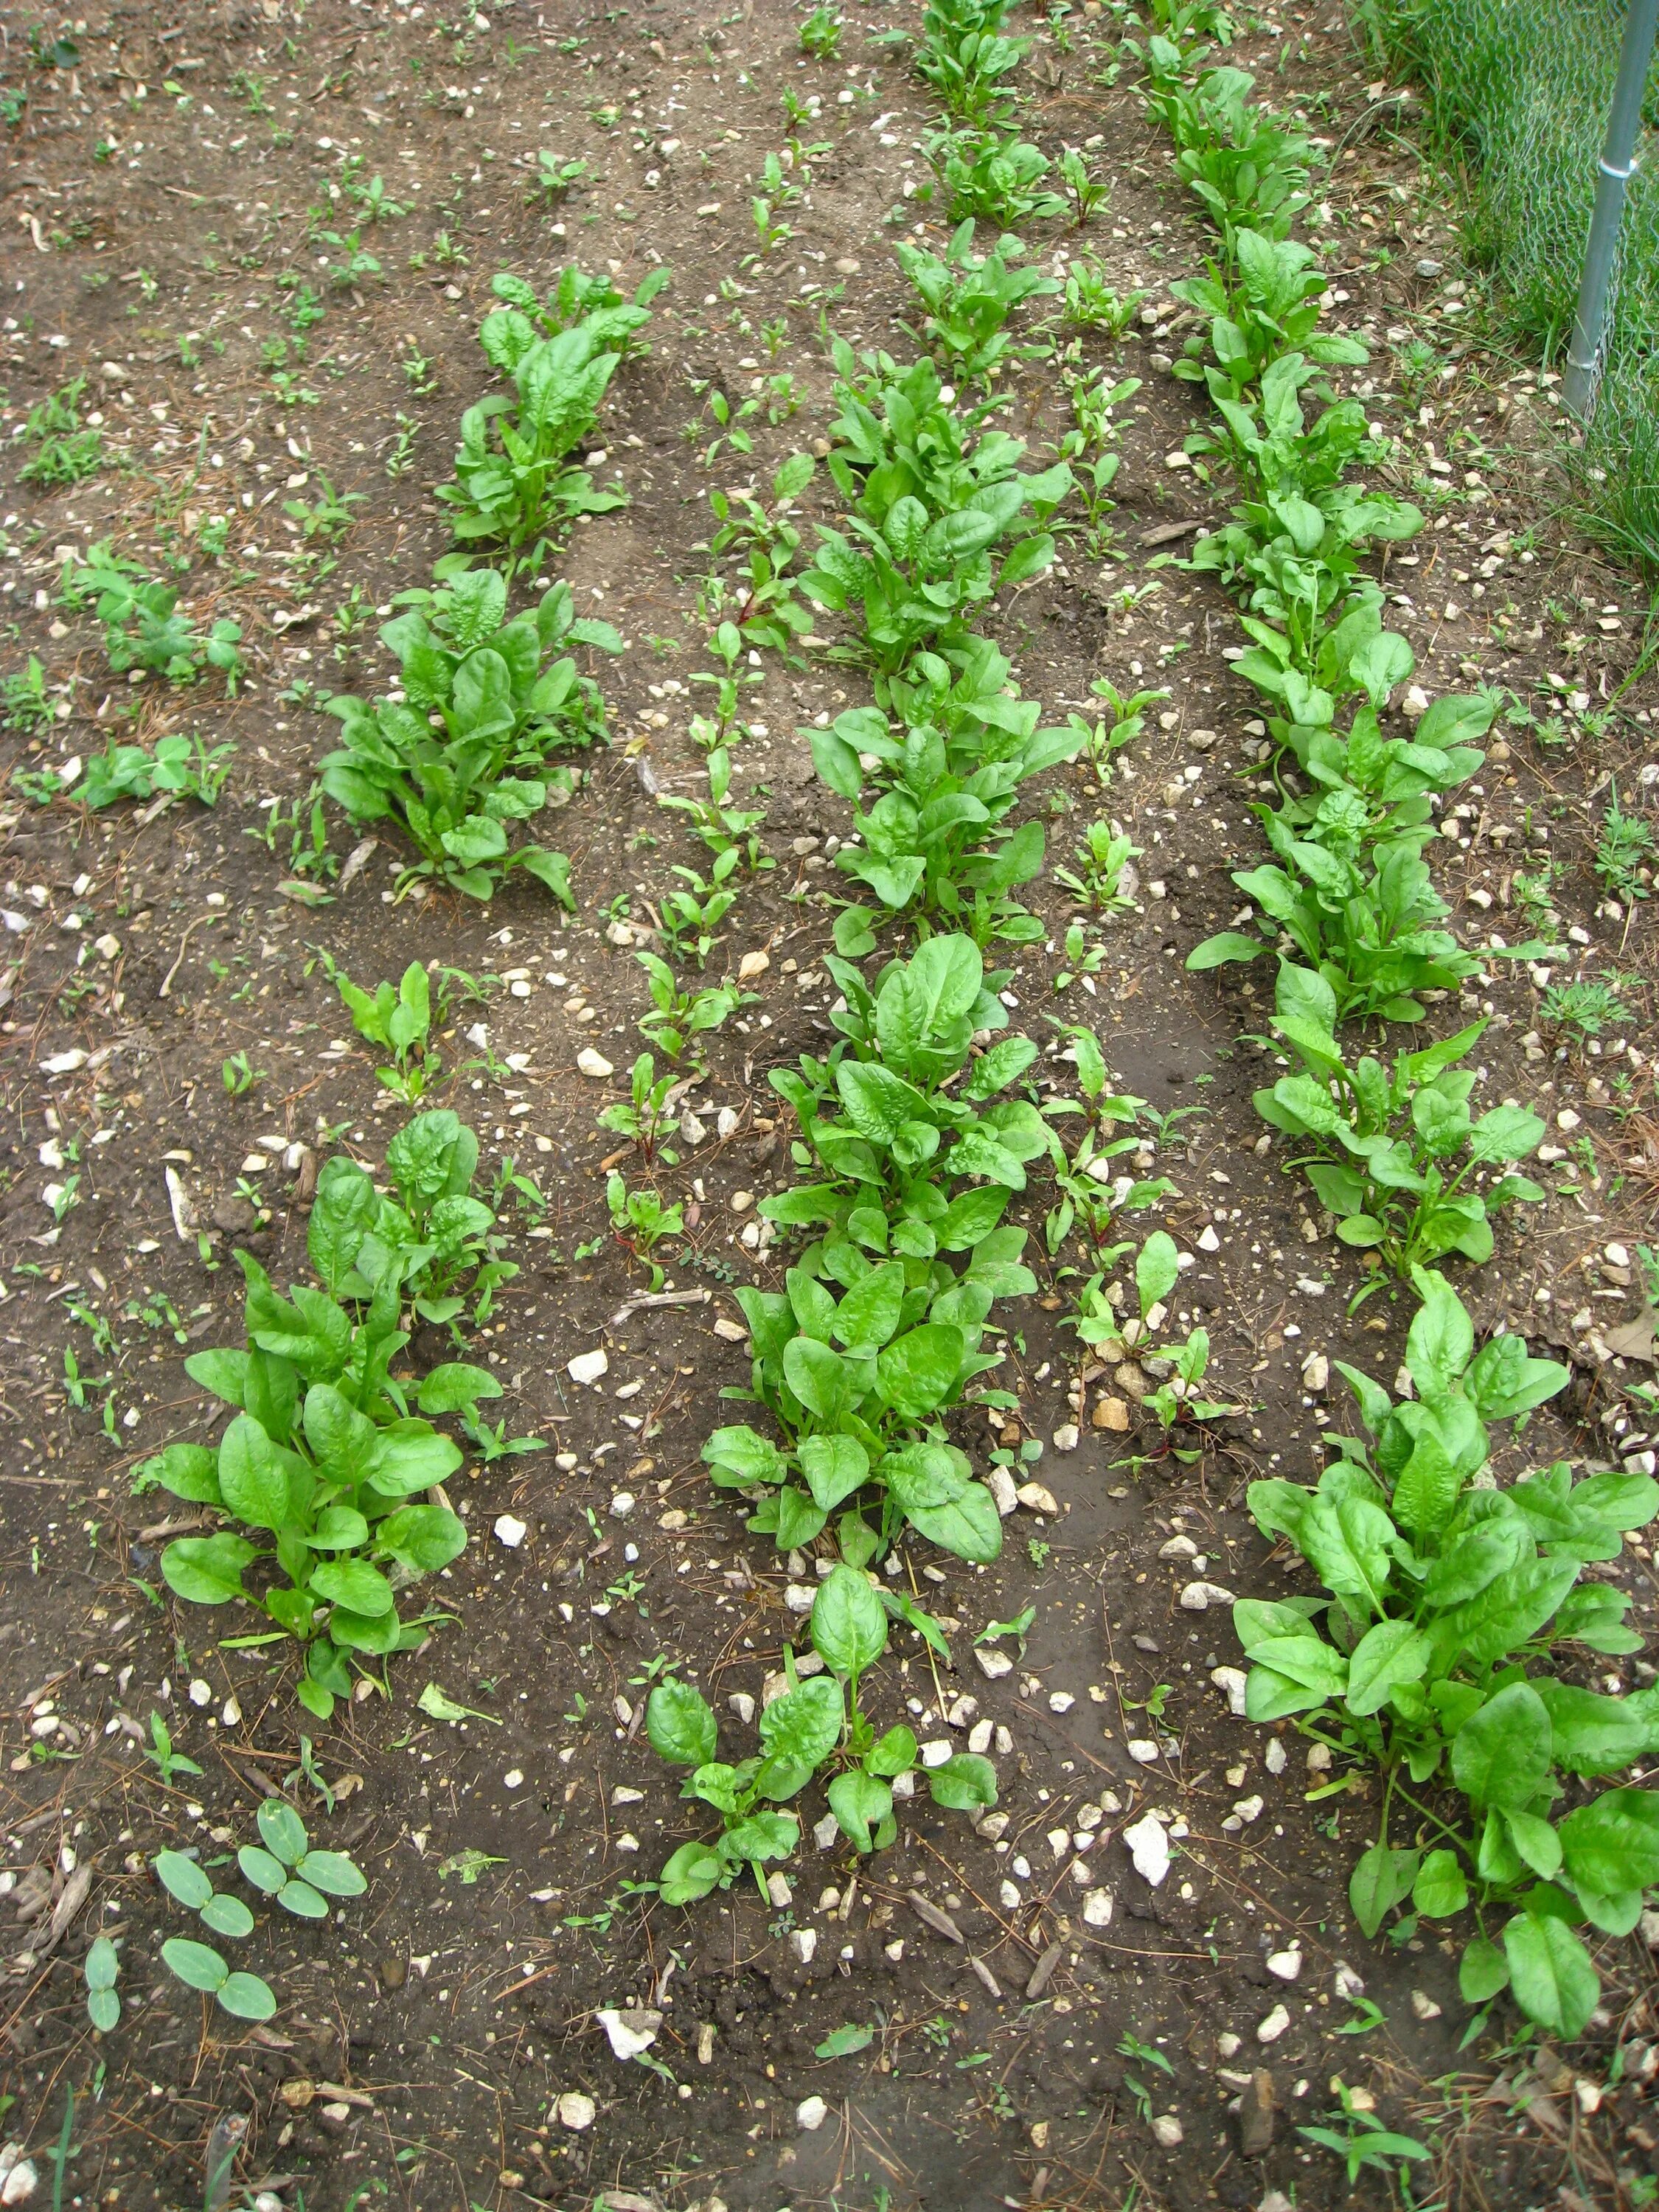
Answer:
[1366,0,1659,543]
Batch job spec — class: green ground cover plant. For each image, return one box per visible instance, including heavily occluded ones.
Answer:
[1235,1270,1659,2039]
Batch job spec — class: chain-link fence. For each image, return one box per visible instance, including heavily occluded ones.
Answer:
[1357,0,1659,561]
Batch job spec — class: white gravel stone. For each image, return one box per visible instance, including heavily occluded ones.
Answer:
[1051,1424,1079,1453]
[1256,2004,1290,2045]
[1048,1691,1075,1714]
[1150,2114,1183,2147]
[1264,1738,1287,1775]
[1127,1738,1161,1764]
[796,2096,829,2132]
[597,2008,662,2061]
[1124,1809,1170,1888]
[1082,1887,1113,1927]
[1266,1950,1301,1983]
[1016,1481,1059,1515]
[1211,1666,1248,1716]
[556,2093,595,2132]
[974,1646,1014,1680]
[493,1514,528,1548]
[1411,1989,1442,2021]
[567,1349,609,1385]
[1179,1580,1234,1610]
[576,1047,615,1079]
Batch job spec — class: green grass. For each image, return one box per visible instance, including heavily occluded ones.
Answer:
[1356,0,1659,564]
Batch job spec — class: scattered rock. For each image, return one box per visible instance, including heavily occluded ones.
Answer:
[1026,1939,1064,1998]
[576,1047,615,1079]
[1081,1888,1113,1929]
[907,1891,965,1944]
[596,2007,662,2061]
[1411,1989,1442,2021]
[1150,2113,1183,2147]
[1016,1481,1059,1515]
[1255,2004,1290,2045]
[567,1349,609,1386]
[797,2095,829,2132]
[1051,1424,1079,1453]
[493,1514,528,1549]
[974,1645,1013,1680]
[1124,1810,1170,1888]
[1211,1666,1248,1716]
[1237,2070,1276,2157]
[1265,1949,1301,1983]
[1179,1580,1234,1610]
[1092,1395,1131,1430]
[556,2092,596,2131]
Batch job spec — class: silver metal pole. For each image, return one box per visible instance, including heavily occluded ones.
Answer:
[1564,0,1659,421]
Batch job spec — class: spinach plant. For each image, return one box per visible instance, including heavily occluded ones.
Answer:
[895,220,1059,385]
[319,566,605,901]
[649,1563,995,1903]
[483,262,669,364]
[322,957,443,1102]
[437,309,633,552]
[309,1110,519,1332]
[60,546,243,692]
[1235,1270,1659,2040]
[1255,1005,1545,1301]
[807,639,1083,950]
[925,128,1065,227]
[1172,230,1368,397]
[136,1253,467,1719]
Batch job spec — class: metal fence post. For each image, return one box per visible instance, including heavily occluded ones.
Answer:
[1564,0,1659,420]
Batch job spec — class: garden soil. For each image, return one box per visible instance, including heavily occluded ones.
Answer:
[1,3,1658,2208]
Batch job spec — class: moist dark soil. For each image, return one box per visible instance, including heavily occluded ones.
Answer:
[2,4,1658,2210]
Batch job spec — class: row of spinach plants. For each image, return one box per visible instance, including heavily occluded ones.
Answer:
[1121,0,1659,2041]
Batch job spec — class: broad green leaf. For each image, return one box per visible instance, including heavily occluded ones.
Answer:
[161,1533,256,1607]
[783,1335,856,1425]
[311,1558,397,1618]
[217,1971,277,2021]
[1503,1912,1599,2040]
[827,1768,891,1854]
[1450,1681,1553,1812]
[1349,1841,1419,1938]
[815,2022,874,2059]
[799,1433,869,1514]
[141,1443,222,1506]
[1411,1848,1468,1919]
[928,1752,998,1812]
[1343,1618,1430,1716]
[647,1679,718,1767]
[217,1414,293,1533]
[417,1362,501,1414]
[658,1840,723,1905]
[757,1675,844,1792]
[1458,1932,1509,2003]
[153,1850,212,1911]
[1404,1269,1473,1398]
[875,1323,967,1422]
[704,1425,787,1488]
[375,1503,467,1575]
[1135,1231,1180,1315]
[1559,1787,1659,1896]
[810,1564,888,1680]
[161,1936,228,1993]
[296,1849,366,1899]
[257,1798,310,1868]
